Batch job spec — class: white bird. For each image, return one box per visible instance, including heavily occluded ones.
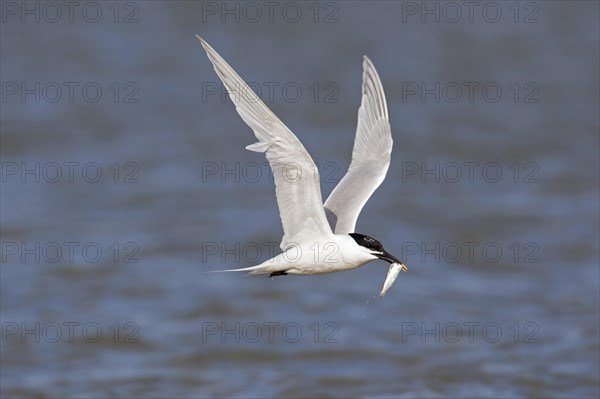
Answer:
[197,36,407,278]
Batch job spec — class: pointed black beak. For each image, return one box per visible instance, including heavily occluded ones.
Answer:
[376,250,402,264]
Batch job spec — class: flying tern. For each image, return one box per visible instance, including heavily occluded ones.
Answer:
[197,36,407,279]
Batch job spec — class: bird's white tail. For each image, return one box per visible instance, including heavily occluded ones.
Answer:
[206,263,286,275]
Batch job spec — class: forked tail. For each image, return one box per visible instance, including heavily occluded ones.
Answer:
[205,263,286,276]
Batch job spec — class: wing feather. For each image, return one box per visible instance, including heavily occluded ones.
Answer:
[324,56,393,234]
[197,36,333,250]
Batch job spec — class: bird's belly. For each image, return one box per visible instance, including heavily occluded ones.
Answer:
[284,256,371,275]
[276,240,374,275]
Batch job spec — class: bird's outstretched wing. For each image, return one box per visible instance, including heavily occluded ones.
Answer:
[324,56,393,234]
[197,36,334,250]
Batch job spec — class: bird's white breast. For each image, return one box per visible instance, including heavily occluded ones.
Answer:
[278,234,377,275]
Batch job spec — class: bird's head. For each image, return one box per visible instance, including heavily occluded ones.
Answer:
[349,233,404,265]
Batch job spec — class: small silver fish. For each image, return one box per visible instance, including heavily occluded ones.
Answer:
[379,262,408,297]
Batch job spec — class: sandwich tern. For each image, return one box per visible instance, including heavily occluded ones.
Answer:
[197,36,407,281]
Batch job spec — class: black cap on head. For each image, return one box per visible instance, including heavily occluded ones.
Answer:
[349,233,402,264]
[349,233,384,252]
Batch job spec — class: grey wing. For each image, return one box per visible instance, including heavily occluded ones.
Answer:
[324,56,393,234]
[198,36,334,250]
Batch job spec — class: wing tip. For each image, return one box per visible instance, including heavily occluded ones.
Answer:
[359,54,389,120]
[195,34,206,47]
[195,35,214,57]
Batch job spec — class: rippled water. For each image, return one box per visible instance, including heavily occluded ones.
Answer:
[1,2,599,398]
